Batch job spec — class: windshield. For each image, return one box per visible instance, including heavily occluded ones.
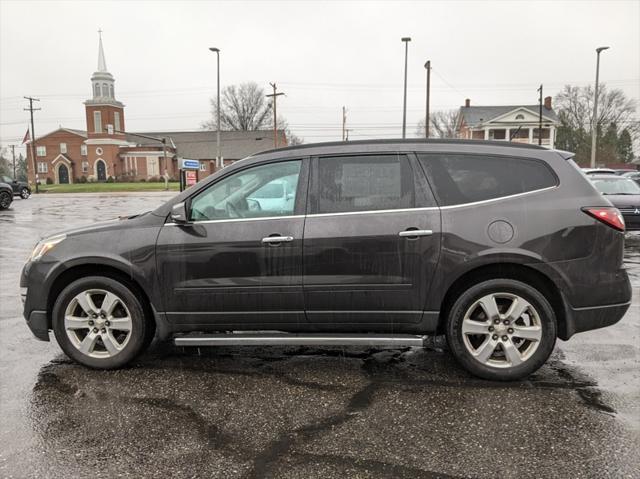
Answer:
[591,178,640,195]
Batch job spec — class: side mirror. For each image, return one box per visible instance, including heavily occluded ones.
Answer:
[171,202,189,224]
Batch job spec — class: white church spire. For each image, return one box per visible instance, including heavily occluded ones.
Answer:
[97,29,108,72]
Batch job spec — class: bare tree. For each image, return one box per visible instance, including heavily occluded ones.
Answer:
[415,109,459,138]
[202,82,272,131]
[555,84,638,138]
[555,84,638,165]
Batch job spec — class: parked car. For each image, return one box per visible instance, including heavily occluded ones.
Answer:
[581,168,617,175]
[21,140,631,381]
[613,169,637,175]
[589,174,640,231]
[0,182,13,209]
[621,171,640,185]
[1,175,31,199]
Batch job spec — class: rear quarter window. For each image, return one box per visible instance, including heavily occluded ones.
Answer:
[418,153,558,206]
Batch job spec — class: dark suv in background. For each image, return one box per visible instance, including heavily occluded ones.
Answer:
[1,175,31,199]
[20,140,631,380]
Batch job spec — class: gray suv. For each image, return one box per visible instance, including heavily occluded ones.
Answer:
[21,140,632,380]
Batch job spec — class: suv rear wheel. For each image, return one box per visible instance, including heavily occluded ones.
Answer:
[446,279,557,381]
[52,276,150,369]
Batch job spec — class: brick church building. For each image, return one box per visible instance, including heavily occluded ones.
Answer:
[26,34,284,185]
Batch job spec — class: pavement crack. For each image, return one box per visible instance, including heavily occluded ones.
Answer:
[246,381,380,479]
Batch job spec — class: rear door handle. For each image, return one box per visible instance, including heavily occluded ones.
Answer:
[399,229,433,238]
[262,236,294,244]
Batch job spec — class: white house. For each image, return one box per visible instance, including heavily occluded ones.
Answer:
[456,97,560,148]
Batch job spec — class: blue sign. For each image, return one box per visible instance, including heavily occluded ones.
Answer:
[180,159,200,170]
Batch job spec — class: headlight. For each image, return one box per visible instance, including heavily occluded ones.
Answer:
[29,234,66,262]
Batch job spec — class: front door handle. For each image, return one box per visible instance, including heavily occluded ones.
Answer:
[399,229,433,238]
[262,235,294,244]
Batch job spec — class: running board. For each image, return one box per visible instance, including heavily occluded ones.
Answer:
[174,333,425,348]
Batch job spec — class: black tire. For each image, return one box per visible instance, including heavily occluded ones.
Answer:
[52,276,151,369]
[20,187,30,199]
[0,191,12,209]
[445,279,557,381]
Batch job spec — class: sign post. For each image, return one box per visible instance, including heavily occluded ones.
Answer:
[178,158,200,192]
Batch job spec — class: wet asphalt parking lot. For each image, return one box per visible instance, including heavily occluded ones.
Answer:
[0,193,638,478]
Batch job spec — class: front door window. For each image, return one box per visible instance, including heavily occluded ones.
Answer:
[190,160,301,221]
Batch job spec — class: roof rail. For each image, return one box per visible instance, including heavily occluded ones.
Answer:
[256,138,548,156]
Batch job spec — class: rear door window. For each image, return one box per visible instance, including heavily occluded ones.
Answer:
[418,153,557,206]
[313,154,418,214]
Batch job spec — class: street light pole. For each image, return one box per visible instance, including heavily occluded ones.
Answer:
[590,46,610,168]
[209,47,221,170]
[401,37,411,139]
[424,60,431,138]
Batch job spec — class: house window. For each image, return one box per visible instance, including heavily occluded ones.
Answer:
[60,143,67,154]
[37,162,48,173]
[36,146,46,156]
[82,161,89,173]
[93,111,102,133]
[114,112,121,132]
[81,144,87,155]
[511,128,530,140]
[515,114,525,120]
[199,162,207,172]
[533,128,551,140]
[489,129,506,140]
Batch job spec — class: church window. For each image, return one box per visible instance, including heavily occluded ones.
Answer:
[81,144,87,155]
[94,83,100,97]
[110,84,114,98]
[102,83,108,97]
[114,112,121,132]
[94,111,102,133]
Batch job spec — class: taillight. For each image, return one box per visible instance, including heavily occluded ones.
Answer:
[582,207,625,232]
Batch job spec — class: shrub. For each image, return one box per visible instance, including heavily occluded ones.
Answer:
[106,176,115,183]
[78,175,88,183]
[45,177,53,185]
[139,178,146,182]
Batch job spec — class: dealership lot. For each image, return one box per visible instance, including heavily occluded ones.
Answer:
[1,193,638,478]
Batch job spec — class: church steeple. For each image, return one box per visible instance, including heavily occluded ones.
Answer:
[97,29,108,72]
[89,29,119,104]
[85,29,125,139]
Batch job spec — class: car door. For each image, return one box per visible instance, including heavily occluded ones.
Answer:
[155,158,309,329]
[303,152,441,327]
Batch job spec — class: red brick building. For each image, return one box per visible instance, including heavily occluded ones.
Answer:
[26,34,284,185]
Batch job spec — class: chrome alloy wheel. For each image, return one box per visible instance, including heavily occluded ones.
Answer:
[64,289,133,358]
[461,292,543,368]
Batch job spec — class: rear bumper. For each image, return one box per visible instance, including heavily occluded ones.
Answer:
[561,300,631,340]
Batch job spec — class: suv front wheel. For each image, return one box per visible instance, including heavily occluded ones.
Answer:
[446,279,557,381]
[52,276,151,369]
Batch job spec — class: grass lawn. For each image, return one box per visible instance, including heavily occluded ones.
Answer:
[38,182,181,193]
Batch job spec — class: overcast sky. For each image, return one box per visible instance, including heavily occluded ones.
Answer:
[1,0,639,154]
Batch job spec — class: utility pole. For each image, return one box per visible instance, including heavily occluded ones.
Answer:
[424,60,431,138]
[345,129,352,141]
[24,96,41,193]
[342,106,347,141]
[537,85,543,146]
[591,46,610,168]
[10,145,16,178]
[209,47,221,169]
[401,37,411,139]
[266,83,285,148]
